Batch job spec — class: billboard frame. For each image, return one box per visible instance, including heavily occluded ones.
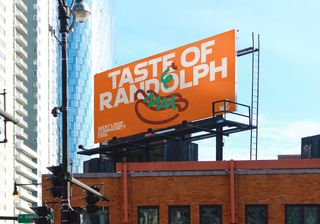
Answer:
[80,32,261,161]
[94,30,237,143]
[79,99,254,160]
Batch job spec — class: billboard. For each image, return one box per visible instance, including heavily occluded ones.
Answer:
[94,29,236,143]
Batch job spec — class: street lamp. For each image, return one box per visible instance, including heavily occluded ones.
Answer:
[56,0,91,223]
[71,0,91,23]
[12,185,19,201]
[12,181,41,201]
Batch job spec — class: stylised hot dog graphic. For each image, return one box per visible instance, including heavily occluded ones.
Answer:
[134,89,189,125]
[134,62,189,125]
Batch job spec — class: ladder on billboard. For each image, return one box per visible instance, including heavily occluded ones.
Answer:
[250,33,260,160]
[236,33,260,160]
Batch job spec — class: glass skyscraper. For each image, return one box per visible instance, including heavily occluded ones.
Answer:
[64,0,114,173]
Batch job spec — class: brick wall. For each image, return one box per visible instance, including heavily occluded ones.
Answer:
[129,175,230,223]
[42,159,320,224]
[237,173,320,223]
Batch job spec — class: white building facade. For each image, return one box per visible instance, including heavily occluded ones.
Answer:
[0,0,58,218]
[0,0,114,218]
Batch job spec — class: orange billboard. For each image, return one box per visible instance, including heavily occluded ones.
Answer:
[94,29,236,143]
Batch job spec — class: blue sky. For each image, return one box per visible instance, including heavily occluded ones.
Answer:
[113,0,320,160]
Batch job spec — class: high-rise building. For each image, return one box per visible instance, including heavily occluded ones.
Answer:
[0,0,58,217]
[0,0,16,218]
[65,0,114,173]
[24,0,59,175]
[0,0,113,216]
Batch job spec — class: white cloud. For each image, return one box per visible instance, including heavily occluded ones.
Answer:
[197,115,320,161]
[259,118,320,159]
[279,121,320,139]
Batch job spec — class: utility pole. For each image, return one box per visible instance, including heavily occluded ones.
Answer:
[54,1,109,223]
[57,1,71,222]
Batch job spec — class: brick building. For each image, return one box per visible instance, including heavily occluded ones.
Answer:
[42,159,320,223]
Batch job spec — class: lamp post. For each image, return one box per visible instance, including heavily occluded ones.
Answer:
[12,182,41,201]
[56,0,91,223]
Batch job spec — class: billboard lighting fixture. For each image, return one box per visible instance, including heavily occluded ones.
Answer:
[216,117,225,124]
[144,133,155,137]
[155,129,176,135]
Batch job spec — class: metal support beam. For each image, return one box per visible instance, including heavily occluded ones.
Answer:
[0,216,18,220]
[237,47,259,57]
[0,90,8,143]
[183,121,216,134]
[0,109,19,124]
[69,176,109,202]
[216,115,224,161]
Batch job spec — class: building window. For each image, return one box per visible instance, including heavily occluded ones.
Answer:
[245,205,268,224]
[0,63,5,73]
[0,27,5,35]
[285,205,320,224]
[168,206,190,224]
[138,206,159,224]
[0,2,6,11]
[200,205,222,224]
[0,51,5,60]
[0,38,5,47]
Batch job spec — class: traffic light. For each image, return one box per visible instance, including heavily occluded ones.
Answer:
[47,165,63,197]
[31,206,53,224]
[85,185,101,213]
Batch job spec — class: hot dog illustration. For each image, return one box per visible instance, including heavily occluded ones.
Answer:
[134,89,189,125]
